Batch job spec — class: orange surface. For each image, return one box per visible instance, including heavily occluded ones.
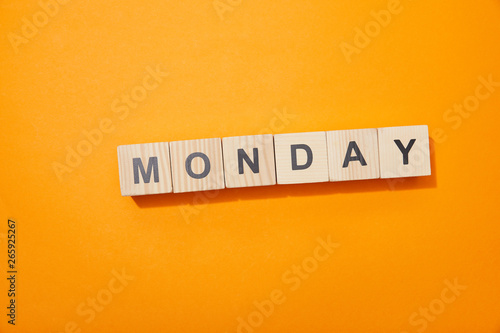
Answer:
[1,0,500,332]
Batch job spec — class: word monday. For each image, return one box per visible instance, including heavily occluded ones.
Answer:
[117,125,431,196]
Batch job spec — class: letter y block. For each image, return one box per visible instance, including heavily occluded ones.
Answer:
[378,125,431,178]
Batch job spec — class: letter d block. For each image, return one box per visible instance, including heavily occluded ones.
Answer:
[170,138,225,193]
[274,132,329,184]
[117,142,173,196]
[378,125,431,178]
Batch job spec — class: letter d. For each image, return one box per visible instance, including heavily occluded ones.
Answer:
[291,144,313,170]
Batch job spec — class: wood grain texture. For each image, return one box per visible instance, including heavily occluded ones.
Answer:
[274,132,329,185]
[222,134,276,188]
[327,128,380,181]
[170,138,225,193]
[378,125,431,178]
[117,142,173,196]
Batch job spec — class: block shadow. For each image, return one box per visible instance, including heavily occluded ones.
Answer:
[132,139,438,209]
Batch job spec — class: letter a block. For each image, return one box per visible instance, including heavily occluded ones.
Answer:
[378,125,431,178]
[117,142,173,196]
[274,132,329,185]
[222,135,276,188]
[327,128,380,181]
[170,138,225,193]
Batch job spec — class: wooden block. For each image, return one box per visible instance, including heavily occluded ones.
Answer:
[274,132,329,184]
[117,142,173,196]
[170,138,225,193]
[222,134,276,188]
[378,125,431,178]
[327,128,380,181]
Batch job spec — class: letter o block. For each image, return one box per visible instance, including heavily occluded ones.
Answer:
[170,138,225,193]
[274,132,329,185]
[117,142,173,196]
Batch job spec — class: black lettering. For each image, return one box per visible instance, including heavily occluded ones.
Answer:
[133,157,159,184]
[185,152,211,179]
[291,144,313,170]
[394,139,416,165]
[342,141,367,167]
[238,148,259,174]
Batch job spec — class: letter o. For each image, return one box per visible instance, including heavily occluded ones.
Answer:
[185,152,211,179]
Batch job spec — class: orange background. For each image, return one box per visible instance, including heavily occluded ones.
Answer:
[1,0,500,332]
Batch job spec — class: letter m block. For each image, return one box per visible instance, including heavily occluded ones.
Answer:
[117,143,173,196]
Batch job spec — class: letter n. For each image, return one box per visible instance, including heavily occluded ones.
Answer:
[238,148,259,174]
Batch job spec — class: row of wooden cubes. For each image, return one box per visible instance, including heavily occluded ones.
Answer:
[117,125,431,196]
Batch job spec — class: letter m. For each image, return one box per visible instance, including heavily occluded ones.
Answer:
[133,157,159,184]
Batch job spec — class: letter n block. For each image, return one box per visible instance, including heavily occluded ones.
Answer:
[327,128,380,181]
[117,142,173,196]
[378,125,431,178]
[170,138,225,193]
[222,135,276,188]
[274,132,329,185]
